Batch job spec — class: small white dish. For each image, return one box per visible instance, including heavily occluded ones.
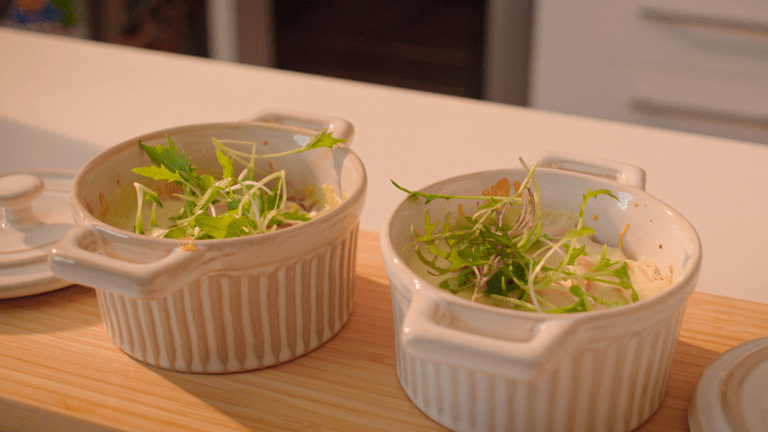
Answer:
[689,336,768,432]
[0,169,75,298]
[48,110,368,373]
[381,152,702,432]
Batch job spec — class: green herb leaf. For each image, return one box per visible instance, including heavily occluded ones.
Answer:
[132,165,186,184]
[216,148,235,179]
[194,214,249,239]
[391,180,489,204]
[138,136,191,175]
[303,129,345,151]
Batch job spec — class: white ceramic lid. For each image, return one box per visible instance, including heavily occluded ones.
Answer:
[0,169,75,298]
[689,336,768,432]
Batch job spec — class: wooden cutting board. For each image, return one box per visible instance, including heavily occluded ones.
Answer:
[1,230,767,432]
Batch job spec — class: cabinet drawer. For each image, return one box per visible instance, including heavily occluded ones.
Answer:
[530,56,768,144]
[533,0,768,77]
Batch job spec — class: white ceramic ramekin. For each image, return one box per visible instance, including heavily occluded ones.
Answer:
[50,110,367,373]
[381,153,701,432]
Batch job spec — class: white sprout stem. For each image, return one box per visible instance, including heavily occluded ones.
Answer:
[472,197,517,228]
[527,259,543,312]
[173,194,198,202]
[471,254,507,302]
[238,179,266,233]
[258,170,286,187]
[176,176,203,198]
[262,209,279,231]
[488,294,538,311]
[133,182,150,233]
[212,138,254,167]
[233,180,272,195]
[238,167,249,182]
[530,239,569,281]
[532,237,567,261]
[216,138,312,159]
[278,172,288,209]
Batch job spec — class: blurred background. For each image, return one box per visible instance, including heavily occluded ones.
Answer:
[2,0,766,144]
[0,0,530,104]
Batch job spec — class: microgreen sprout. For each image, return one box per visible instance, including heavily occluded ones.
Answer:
[131,129,343,240]
[394,158,639,314]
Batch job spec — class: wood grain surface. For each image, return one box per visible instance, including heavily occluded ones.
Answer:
[1,231,767,431]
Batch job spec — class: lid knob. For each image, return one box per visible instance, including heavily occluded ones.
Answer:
[0,174,45,229]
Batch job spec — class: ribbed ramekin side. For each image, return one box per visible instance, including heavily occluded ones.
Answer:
[97,224,359,373]
[389,292,688,432]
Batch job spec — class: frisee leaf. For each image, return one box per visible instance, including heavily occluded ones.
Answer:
[138,137,190,174]
[132,165,186,184]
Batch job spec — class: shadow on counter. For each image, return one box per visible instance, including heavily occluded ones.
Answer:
[0,116,102,173]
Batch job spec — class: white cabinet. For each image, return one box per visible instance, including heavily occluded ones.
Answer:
[529,0,768,144]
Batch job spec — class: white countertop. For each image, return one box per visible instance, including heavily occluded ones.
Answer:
[2,28,767,304]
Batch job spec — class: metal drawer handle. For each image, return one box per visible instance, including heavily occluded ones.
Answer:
[630,98,768,131]
[641,7,768,35]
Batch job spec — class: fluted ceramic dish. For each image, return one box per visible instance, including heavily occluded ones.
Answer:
[50,110,367,373]
[381,153,702,432]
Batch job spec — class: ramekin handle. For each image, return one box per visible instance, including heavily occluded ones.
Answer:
[242,109,355,144]
[49,224,210,300]
[531,152,646,190]
[401,289,576,381]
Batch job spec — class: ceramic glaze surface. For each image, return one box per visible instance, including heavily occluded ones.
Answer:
[381,153,702,432]
[0,170,76,298]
